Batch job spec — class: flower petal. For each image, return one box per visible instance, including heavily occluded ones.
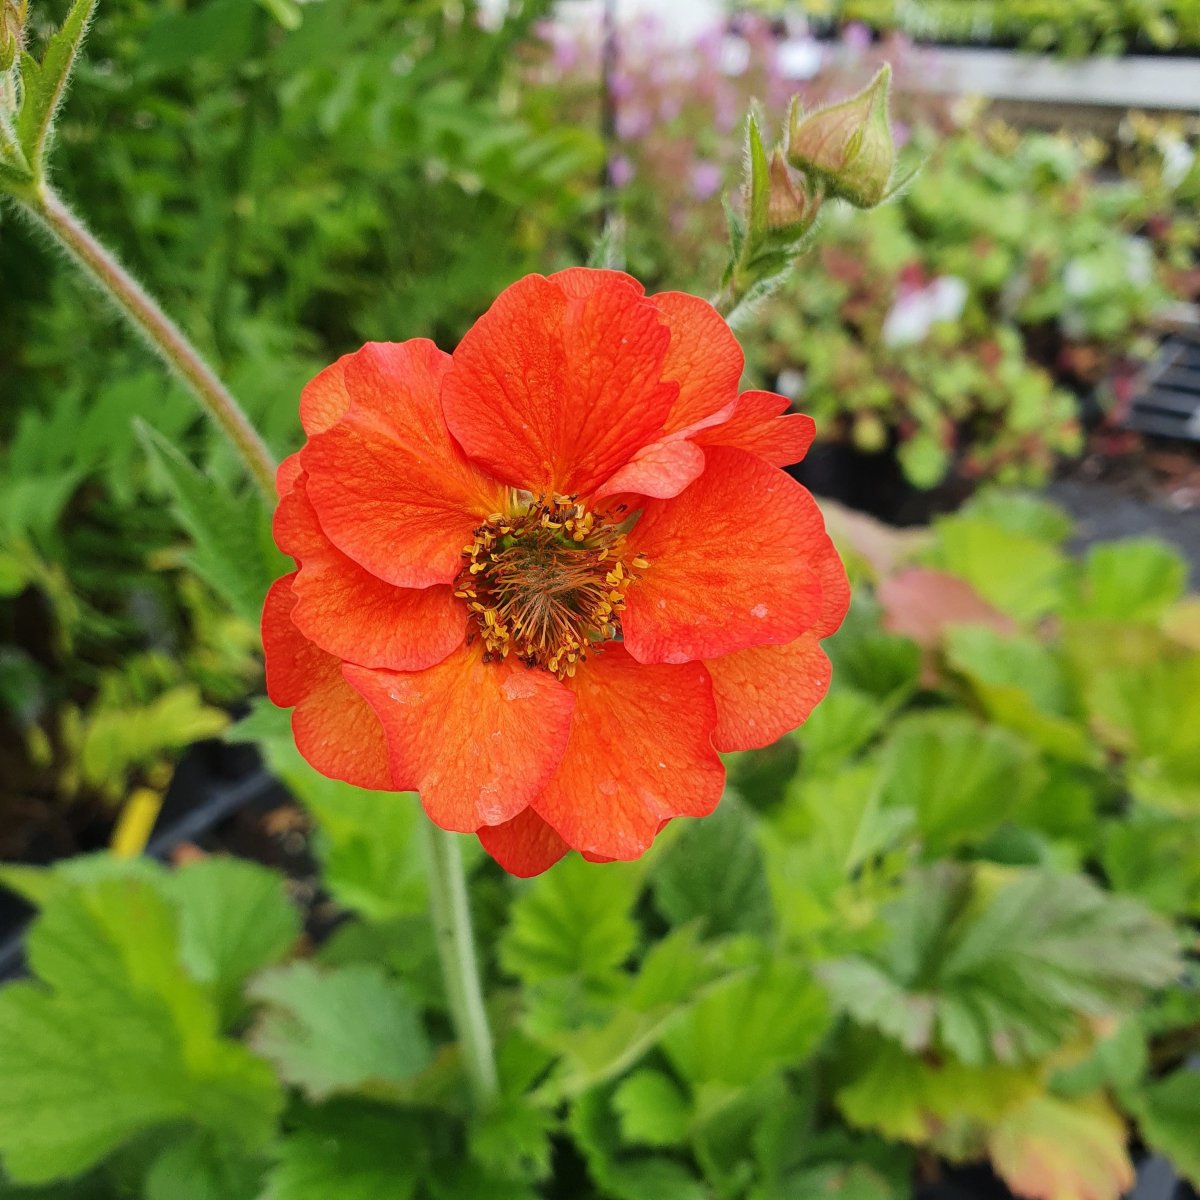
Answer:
[652,291,744,435]
[623,448,826,663]
[275,471,465,671]
[477,807,569,877]
[550,266,645,298]
[593,438,706,502]
[531,644,723,860]
[301,340,505,588]
[299,357,352,436]
[694,390,816,467]
[343,645,576,834]
[262,576,391,790]
[813,532,852,638]
[440,273,677,497]
[704,632,831,752]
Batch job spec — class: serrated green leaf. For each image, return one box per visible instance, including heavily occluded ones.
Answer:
[0,874,281,1184]
[570,1088,707,1200]
[136,421,285,627]
[1129,1067,1200,1185]
[827,864,1179,1068]
[877,712,1040,854]
[1102,811,1200,917]
[169,856,301,1024]
[14,0,97,176]
[500,855,641,987]
[661,961,830,1089]
[260,1102,424,1200]
[468,1097,555,1184]
[248,962,431,1101]
[650,797,772,937]
[612,1070,692,1148]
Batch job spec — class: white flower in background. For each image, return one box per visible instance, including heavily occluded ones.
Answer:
[1063,259,1095,299]
[777,37,823,81]
[776,367,806,399]
[881,276,967,347]
[1157,134,1195,190]
[719,34,751,76]
[1125,236,1154,287]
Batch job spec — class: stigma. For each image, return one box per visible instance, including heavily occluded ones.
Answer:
[454,495,647,679]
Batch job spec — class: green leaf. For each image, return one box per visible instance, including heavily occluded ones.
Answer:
[987,1093,1134,1200]
[248,962,432,1101]
[959,492,1073,545]
[1062,623,1200,811]
[144,1133,265,1200]
[136,422,285,627]
[169,856,301,1025]
[837,1035,1037,1152]
[468,1097,555,1185]
[927,512,1068,622]
[612,1070,692,1148]
[944,626,1097,764]
[795,688,888,773]
[1065,539,1187,623]
[661,960,830,1089]
[745,106,771,241]
[570,1088,707,1200]
[1129,1067,1200,1186]
[823,603,921,707]
[825,864,1179,1068]
[0,874,281,1184]
[500,855,641,987]
[897,430,950,489]
[14,0,97,176]
[261,1102,425,1200]
[650,797,772,937]
[1102,811,1200,917]
[876,712,1041,854]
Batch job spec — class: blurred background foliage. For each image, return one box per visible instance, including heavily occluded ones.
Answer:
[1,1,1199,1197]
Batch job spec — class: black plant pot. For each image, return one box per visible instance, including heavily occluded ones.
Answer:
[0,738,283,981]
[790,439,976,527]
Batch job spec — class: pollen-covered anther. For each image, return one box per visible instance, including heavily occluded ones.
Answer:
[455,496,645,679]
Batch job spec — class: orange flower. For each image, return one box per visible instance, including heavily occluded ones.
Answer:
[262,269,848,876]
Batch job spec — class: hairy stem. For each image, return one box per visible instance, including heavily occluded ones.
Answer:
[419,821,500,1108]
[18,184,278,500]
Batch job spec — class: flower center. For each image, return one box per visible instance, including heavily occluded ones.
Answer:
[454,495,646,679]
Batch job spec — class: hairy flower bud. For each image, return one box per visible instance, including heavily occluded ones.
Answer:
[787,65,896,208]
[766,148,812,235]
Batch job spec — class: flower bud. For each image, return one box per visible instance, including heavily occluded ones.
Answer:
[766,148,812,235]
[1,0,26,73]
[787,65,896,208]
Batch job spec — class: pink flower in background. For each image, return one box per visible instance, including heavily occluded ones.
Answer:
[689,160,723,201]
[843,21,873,53]
[609,154,635,188]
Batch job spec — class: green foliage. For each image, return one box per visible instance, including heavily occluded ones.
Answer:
[0,867,281,1184]
[248,963,431,1101]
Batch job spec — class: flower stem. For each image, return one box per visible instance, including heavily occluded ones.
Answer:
[419,820,500,1108]
[16,184,278,501]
